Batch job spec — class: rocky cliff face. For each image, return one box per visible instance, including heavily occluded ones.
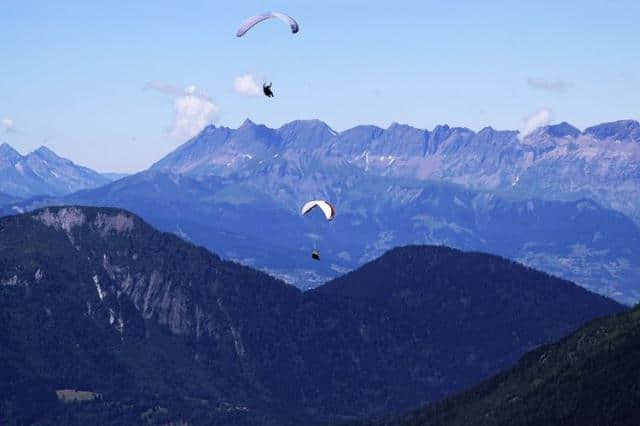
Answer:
[19,206,286,342]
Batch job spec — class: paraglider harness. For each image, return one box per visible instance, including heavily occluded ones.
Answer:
[311,250,320,261]
[263,83,274,97]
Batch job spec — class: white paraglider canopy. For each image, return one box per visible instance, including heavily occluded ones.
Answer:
[236,12,299,37]
[301,200,336,221]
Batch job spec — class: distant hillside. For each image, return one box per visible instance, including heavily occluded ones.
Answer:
[101,172,129,181]
[0,209,624,424]
[0,191,22,206]
[6,169,639,305]
[366,306,640,426]
[0,143,109,197]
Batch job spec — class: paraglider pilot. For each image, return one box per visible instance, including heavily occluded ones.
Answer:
[301,200,335,263]
[263,83,274,98]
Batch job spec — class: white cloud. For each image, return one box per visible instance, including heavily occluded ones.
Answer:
[233,74,261,96]
[1,117,15,133]
[520,108,552,138]
[526,77,573,93]
[145,82,218,139]
[144,81,183,96]
[171,92,218,139]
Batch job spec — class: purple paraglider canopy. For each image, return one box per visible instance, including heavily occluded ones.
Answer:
[236,12,299,37]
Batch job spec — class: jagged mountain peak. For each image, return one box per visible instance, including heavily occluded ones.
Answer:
[338,124,385,143]
[387,121,415,130]
[431,123,453,140]
[0,142,22,164]
[475,126,518,144]
[236,118,275,134]
[384,122,427,136]
[32,145,58,156]
[278,118,336,134]
[278,119,338,147]
[584,119,640,142]
[279,118,328,128]
[234,120,282,148]
[543,121,581,138]
[28,145,70,165]
[200,123,220,134]
[477,125,517,135]
[0,141,19,153]
[240,117,257,128]
[0,143,108,198]
[432,123,451,132]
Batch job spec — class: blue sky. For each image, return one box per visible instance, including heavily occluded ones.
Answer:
[1,0,639,172]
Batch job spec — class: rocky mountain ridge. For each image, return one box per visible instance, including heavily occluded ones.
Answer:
[151,118,640,225]
[0,143,111,198]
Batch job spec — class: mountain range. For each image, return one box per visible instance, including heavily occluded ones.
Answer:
[0,206,624,425]
[151,118,640,225]
[4,119,639,304]
[0,143,117,198]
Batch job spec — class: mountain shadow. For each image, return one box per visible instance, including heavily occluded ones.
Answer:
[364,305,640,426]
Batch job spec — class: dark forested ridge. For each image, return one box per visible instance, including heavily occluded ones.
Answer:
[0,207,625,425]
[364,305,640,426]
